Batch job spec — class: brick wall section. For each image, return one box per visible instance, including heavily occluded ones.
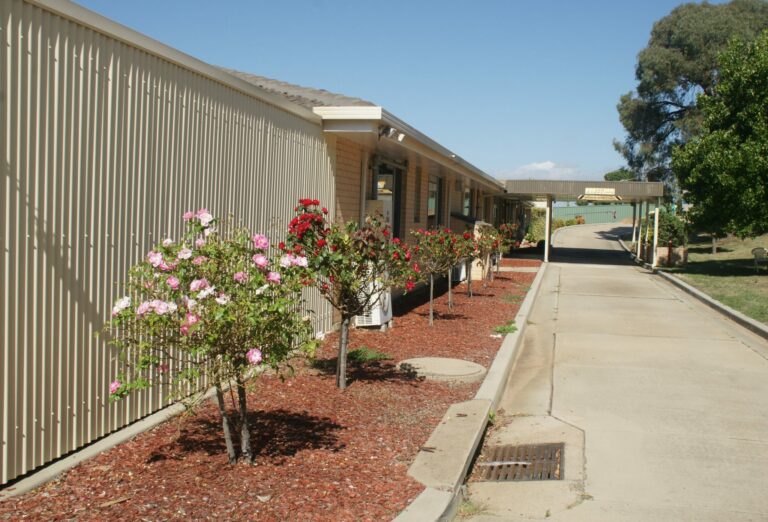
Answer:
[335,137,363,222]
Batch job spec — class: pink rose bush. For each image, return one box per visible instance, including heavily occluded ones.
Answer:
[106,209,317,463]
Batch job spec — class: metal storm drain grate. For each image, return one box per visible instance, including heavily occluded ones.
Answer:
[476,443,564,482]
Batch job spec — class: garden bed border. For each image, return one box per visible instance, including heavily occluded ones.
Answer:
[395,263,547,521]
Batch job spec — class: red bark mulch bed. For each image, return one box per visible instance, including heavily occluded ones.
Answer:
[0,260,539,521]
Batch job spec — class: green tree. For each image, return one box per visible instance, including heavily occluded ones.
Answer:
[410,228,463,324]
[603,168,635,182]
[673,31,768,239]
[616,0,768,182]
[284,200,415,389]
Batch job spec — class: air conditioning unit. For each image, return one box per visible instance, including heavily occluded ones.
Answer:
[452,260,467,282]
[355,286,393,329]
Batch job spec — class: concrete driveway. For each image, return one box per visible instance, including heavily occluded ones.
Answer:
[467,223,768,521]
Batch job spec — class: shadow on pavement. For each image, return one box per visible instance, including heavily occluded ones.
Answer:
[549,225,634,266]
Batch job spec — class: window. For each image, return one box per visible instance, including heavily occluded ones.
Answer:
[373,161,403,237]
[463,187,472,216]
[427,175,442,228]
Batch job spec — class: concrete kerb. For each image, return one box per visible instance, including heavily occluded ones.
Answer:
[395,264,548,522]
[617,238,768,341]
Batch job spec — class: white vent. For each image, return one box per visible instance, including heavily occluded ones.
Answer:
[355,287,393,327]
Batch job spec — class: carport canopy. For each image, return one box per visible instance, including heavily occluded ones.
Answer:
[502,179,665,263]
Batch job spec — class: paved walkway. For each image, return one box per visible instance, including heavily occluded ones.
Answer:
[467,223,768,521]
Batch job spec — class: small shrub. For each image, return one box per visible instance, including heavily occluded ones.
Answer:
[493,321,518,334]
[525,208,546,243]
[347,347,392,363]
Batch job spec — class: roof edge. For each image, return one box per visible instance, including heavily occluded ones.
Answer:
[382,110,504,191]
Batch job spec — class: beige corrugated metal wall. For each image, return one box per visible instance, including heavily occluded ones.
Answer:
[1,0,336,485]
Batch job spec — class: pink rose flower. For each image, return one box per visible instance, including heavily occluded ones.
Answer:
[252,234,270,250]
[109,380,121,394]
[246,348,263,366]
[267,271,281,284]
[158,261,176,272]
[291,255,308,268]
[186,313,200,325]
[166,276,180,290]
[196,208,214,227]
[195,238,206,248]
[180,324,190,336]
[192,256,206,266]
[252,253,269,268]
[177,247,192,260]
[147,251,163,268]
[215,293,230,305]
[162,238,173,247]
[279,254,293,268]
[190,278,209,292]
[233,271,248,283]
[136,301,152,316]
[183,211,195,221]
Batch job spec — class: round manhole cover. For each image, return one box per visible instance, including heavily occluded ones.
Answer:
[398,357,487,383]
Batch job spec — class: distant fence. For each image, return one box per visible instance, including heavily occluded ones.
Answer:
[1,0,335,485]
[553,204,659,225]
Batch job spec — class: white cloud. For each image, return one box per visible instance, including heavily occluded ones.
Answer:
[495,161,598,181]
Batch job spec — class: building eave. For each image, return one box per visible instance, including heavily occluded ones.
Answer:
[313,106,504,193]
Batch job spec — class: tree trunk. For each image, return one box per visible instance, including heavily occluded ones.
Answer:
[467,259,473,297]
[711,235,718,254]
[236,378,253,462]
[215,385,237,464]
[336,315,350,389]
[447,268,453,310]
[483,255,490,288]
[490,254,495,281]
[429,274,435,326]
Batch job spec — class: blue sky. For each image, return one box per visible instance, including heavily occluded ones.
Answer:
[75,0,713,181]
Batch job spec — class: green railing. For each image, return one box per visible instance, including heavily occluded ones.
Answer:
[553,204,659,225]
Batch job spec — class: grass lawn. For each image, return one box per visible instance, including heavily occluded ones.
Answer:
[667,233,768,325]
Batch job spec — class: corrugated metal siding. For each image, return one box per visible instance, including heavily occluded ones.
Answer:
[1,0,335,485]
